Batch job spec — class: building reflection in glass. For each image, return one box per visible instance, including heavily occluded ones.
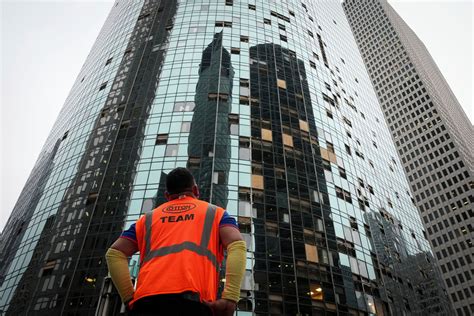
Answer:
[187,31,233,209]
[365,210,452,315]
[247,43,339,315]
[3,1,178,314]
[154,31,233,209]
[0,138,61,288]
[6,215,56,315]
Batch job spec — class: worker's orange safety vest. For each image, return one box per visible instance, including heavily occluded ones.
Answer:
[131,196,225,306]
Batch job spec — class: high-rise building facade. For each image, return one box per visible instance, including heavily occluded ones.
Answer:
[1,1,452,315]
[343,1,474,315]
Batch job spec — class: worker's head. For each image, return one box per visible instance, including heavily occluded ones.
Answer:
[164,167,199,200]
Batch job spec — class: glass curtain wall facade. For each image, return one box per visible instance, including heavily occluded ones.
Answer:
[1,1,451,315]
[343,1,473,315]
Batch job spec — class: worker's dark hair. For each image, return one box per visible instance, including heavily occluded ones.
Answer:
[166,167,195,195]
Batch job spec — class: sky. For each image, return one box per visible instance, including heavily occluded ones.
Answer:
[0,1,473,233]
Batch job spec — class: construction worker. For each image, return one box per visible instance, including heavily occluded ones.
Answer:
[105,167,246,316]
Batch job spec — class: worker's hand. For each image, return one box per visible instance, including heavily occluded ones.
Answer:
[205,298,236,316]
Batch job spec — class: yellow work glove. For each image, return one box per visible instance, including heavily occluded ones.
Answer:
[105,248,134,303]
[222,240,247,303]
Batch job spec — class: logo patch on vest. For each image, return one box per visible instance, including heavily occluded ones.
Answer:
[163,203,196,214]
[160,214,195,223]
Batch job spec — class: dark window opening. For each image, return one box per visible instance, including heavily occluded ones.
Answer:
[336,186,352,203]
[155,134,168,145]
[327,142,335,153]
[99,82,107,91]
[326,109,333,119]
[188,157,201,169]
[62,131,69,140]
[41,260,57,277]
[339,167,347,179]
[213,171,226,184]
[322,159,331,171]
[137,13,150,21]
[239,137,251,160]
[317,34,329,66]
[238,217,252,234]
[270,10,290,22]
[208,93,229,101]
[120,120,130,129]
[100,108,109,118]
[229,114,239,135]
[345,144,351,155]
[215,21,232,27]
[86,193,98,205]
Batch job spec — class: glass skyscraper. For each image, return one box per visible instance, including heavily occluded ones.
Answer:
[343,1,473,315]
[0,1,451,315]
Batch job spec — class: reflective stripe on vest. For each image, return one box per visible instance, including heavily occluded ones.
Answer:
[141,203,219,271]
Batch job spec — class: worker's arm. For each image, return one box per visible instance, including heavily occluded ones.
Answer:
[207,225,246,315]
[105,237,138,303]
[220,226,246,302]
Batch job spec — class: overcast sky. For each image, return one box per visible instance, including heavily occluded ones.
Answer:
[0,1,472,233]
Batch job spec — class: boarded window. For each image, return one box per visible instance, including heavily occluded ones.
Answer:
[283,133,293,147]
[252,175,264,190]
[277,79,287,89]
[320,148,336,164]
[305,244,318,262]
[261,128,272,142]
[299,120,309,132]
